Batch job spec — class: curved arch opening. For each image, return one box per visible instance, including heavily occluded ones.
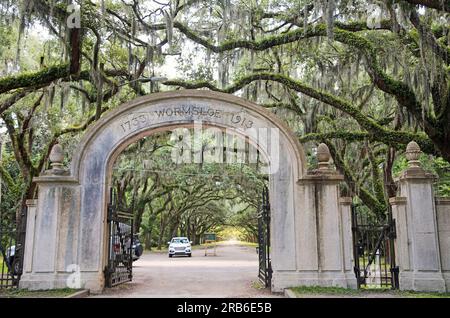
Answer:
[102,126,274,295]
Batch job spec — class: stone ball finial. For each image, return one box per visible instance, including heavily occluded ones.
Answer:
[405,141,421,168]
[317,143,331,170]
[49,143,64,171]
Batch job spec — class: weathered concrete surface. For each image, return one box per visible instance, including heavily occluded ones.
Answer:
[90,244,281,298]
[390,142,447,292]
[291,148,355,289]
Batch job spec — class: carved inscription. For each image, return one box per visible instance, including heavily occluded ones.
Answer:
[120,104,254,133]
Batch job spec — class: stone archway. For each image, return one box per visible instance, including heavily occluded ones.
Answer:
[20,90,356,293]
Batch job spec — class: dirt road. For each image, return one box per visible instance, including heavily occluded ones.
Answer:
[93,243,280,298]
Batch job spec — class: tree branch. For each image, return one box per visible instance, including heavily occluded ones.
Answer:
[403,0,450,13]
[164,73,436,154]
[0,65,70,95]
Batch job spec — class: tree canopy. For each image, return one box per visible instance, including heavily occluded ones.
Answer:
[0,0,449,233]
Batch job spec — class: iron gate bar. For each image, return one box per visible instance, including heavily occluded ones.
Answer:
[257,186,272,288]
[0,206,27,289]
[0,224,15,288]
[363,224,389,275]
[105,188,134,288]
[387,206,399,289]
[351,203,399,289]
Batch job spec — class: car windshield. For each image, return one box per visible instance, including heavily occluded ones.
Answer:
[172,238,189,244]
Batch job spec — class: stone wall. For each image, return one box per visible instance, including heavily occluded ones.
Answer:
[436,198,450,290]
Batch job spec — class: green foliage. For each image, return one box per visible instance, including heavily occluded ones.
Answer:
[289,286,450,298]
[0,143,23,220]
[393,154,450,197]
[112,131,266,248]
[0,0,449,233]
[421,156,450,197]
[0,64,69,94]
[0,288,79,298]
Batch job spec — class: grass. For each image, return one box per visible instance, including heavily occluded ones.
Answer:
[231,241,258,248]
[145,240,258,254]
[147,243,220,253]
[393,290,450,298]
[0,288,80,298]
[291,286,361,296]
[289,286,450,298]
[197,240,258,249]
[251,280,266,290]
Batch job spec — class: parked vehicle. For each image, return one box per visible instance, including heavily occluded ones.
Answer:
[5,245,15,271]
[168,237,192,257]
[4,244,22,275]
[132,234,144,261]
[112,223,143,262]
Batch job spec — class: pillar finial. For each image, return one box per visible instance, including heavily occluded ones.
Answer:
[406,141,421,168]
[317,143,331,170]
[49,143,64,172]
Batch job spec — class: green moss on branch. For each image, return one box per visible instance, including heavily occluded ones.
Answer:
[0,64,70,95]
[299,131,369,143]
[164,73,436,154]
[176,19,438,149]
[0,165,17,190]
[174,21,390,53]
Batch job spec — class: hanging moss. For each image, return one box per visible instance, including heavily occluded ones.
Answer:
[164,72,436,155]
[178,18,432,134]
[177,18,433,132]
[331,28,432,128]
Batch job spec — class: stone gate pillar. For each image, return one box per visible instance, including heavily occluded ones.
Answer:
[19,144,83,290]
[295,143,356,288]
[391,141,446,292]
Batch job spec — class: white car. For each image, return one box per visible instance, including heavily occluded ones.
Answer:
[168,237,192,257]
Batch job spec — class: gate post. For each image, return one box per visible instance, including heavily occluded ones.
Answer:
[296,143,356,288]
[19,144,83,290]
[392,141,446,292]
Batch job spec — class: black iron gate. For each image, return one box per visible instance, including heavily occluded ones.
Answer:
[0,207,27,289]
[352,204,399,289]
[104,188,134,288]
[257,186,272,288]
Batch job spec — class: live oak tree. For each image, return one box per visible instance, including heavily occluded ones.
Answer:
[0,0,449,226]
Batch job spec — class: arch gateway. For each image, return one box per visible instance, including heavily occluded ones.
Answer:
[18,90,360,293]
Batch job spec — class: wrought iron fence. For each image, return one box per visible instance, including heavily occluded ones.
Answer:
[351,204,399,289]
[0,207,27,289]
